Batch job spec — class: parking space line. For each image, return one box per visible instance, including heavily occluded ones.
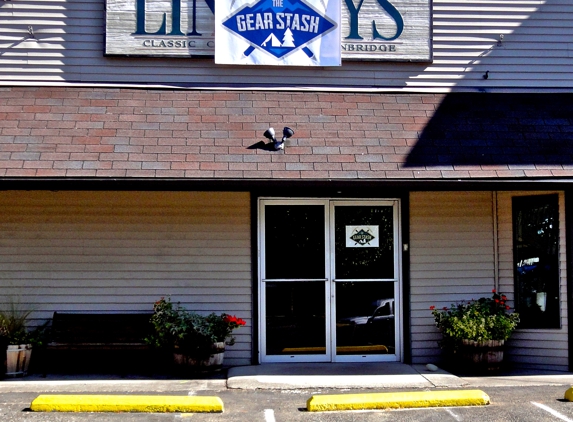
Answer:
[264,408,276,422]
[532,402,573,422]
[445,408,462,421]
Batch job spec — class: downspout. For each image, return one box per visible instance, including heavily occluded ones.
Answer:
[565,190,573,371]
[493,191,499,291]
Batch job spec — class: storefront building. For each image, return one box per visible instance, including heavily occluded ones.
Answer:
[0,0,572,370]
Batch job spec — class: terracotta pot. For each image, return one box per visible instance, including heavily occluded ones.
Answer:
[460,339,504,371]
[173,342,225,373]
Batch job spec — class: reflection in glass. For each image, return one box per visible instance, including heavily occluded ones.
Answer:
[335,206,394,279]
[513,195,560,328]
[265,205,325,280]
[335,282,395,355]
[265,282,326,355]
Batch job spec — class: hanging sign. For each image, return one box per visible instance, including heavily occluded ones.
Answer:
[105,0,431,61]
[106,0,216,56]
[340,0,431,61]
[346,226,379,248]
[215,0,341,66]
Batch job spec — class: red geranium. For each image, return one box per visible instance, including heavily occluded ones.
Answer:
[223,314,247,328]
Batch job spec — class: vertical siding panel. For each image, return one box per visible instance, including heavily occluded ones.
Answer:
[410,191,495,364]
[0,190,252,366]
[498,191,568,371]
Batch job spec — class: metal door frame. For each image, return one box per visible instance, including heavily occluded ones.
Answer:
[258,198,402,363]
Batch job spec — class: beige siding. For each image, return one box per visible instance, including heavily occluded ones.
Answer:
[411,190,569,370]
[410,191,495,363]
[0,190,252,366]
[497,191,568,371]
[0,1,572,89]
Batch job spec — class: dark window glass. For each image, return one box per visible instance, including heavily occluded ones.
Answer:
[265,205,325,279]
[334,206,394,279]
[335,282,395,355]
[265,281,326,355]
[513,195,560,328]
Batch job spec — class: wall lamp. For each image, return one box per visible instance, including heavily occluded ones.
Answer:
[263,127,294,151]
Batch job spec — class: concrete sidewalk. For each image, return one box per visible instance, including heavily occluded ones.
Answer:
[1,363,573,393]
[227,363,573,390]
[227,362,466,389]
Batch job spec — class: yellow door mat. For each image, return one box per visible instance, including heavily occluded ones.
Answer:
[282,345,388,353]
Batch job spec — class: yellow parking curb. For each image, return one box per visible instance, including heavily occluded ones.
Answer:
[307,389,490,411]
[564,387,573,401]
[30,394,224,413]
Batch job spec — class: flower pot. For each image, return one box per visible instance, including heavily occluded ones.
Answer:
[460,339,504,372]
[5,344,32,377]
[173,342,225,374]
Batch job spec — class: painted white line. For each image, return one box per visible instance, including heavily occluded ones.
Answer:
[264,408,276,422]
[532,401,573,422]
[445,408,462,421]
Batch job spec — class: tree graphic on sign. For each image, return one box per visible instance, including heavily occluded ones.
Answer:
[281,28,295,47]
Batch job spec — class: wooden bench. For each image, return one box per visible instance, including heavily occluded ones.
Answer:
[44,312,154,375]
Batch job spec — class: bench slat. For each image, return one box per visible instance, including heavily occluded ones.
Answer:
[48,312,153,350]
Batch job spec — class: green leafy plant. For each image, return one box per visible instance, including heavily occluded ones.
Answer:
[146,297,246,357]
[430,290,520,349]
[0,302,34,344]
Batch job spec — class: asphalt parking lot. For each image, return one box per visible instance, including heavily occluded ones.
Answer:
[2,363,573,421]
[2,385,573,422]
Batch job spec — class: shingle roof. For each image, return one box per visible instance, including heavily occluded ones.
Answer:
[0,87,572,180]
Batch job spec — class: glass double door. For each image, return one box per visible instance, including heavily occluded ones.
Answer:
[259,199,401,363]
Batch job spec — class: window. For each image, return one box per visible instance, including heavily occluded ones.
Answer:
[513,194,560,328]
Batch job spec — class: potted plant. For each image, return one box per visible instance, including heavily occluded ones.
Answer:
[430,290,520,371]
[147,297,246,373]
[0,303,38,377]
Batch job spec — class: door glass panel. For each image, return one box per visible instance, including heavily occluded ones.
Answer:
[335,282,395,355]
[264,204,327,357]
[334,206,394,280]
[265,281,326,355]
[265,205,325,280]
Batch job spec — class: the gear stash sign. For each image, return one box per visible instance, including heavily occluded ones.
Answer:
[215,0,340,66]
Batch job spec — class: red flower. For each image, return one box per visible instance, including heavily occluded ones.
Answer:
[506,306,510,310]
[492,289,497,293]
[223,314,247,326]
[443,307,448,311]
[495,299,500,303]
[430,306,435,310]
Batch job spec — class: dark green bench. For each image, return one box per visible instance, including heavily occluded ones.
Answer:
[44,312,154,375]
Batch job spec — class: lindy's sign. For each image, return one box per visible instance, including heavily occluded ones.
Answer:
[105,0,431,61]
[215,0,340,66]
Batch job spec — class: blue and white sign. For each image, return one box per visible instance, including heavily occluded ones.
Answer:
[215,0,341,66]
